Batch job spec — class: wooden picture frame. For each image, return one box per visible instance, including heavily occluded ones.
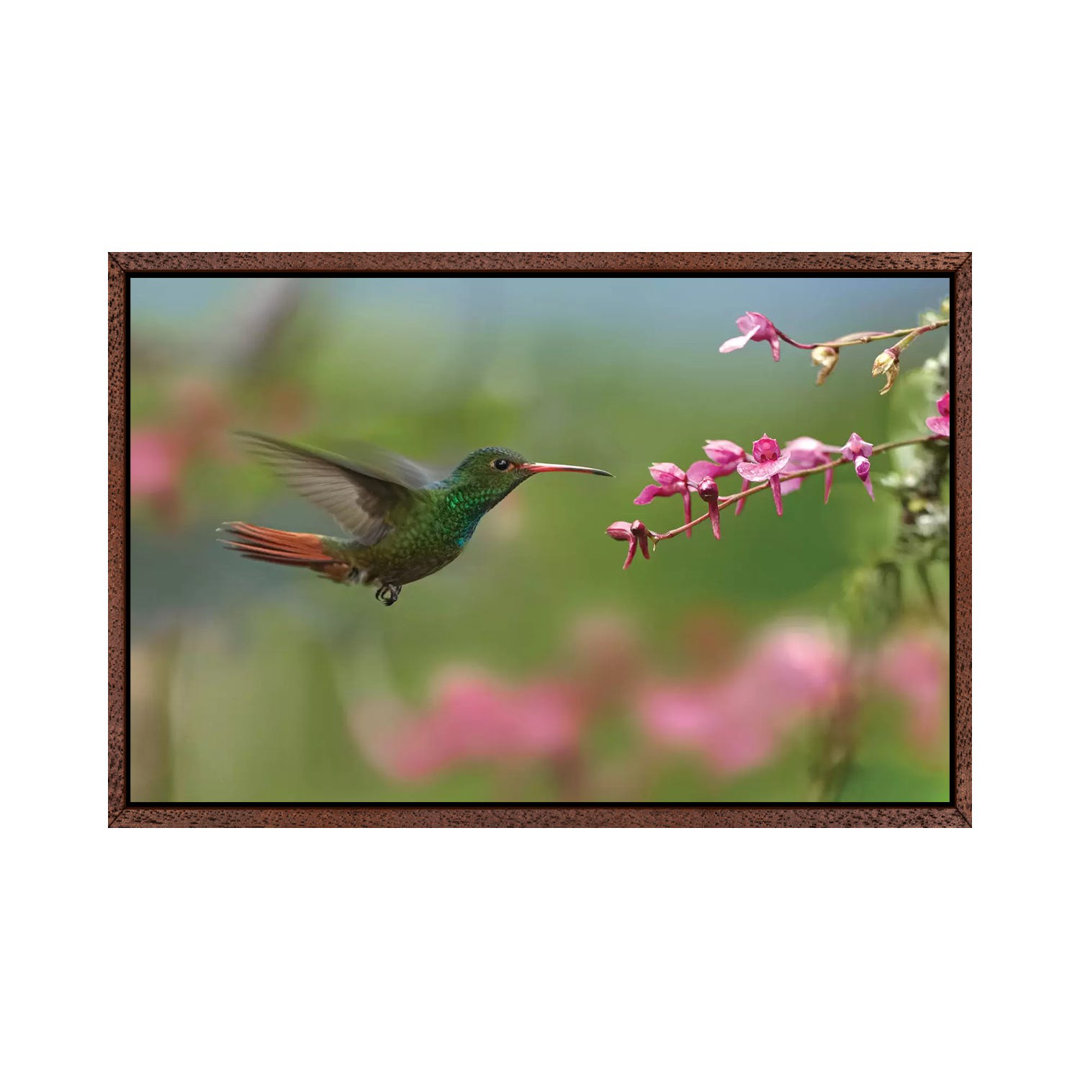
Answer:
[108,252,971,827]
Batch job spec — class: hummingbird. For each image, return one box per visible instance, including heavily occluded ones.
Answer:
[219,431,613,606]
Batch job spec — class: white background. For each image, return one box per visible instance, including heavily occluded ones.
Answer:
[3,2,1074,1078]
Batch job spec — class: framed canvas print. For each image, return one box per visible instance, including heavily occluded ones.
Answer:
[108,252,971,826]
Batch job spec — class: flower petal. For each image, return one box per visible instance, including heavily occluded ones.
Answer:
[702,439,745,471]
[734,476,751,516]
[633,484,664,505]
[769,475,784,516]
[648,462,685,487]
[736,450,791,481]
[718,329,756,354]
[687,459,728,486]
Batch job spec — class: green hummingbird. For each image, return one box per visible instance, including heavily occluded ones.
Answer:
[219,431,612,606]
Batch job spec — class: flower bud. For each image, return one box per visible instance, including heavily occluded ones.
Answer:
[872,346,900,395]
[694,476,721,540]
[696,476,718,500]
[811,345,839,386]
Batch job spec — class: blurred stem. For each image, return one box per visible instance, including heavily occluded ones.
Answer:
[915,561,945,626]
[551,747,585,801]
[809,667,861,802]
[132,626,182,801]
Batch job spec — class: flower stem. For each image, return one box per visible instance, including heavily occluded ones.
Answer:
[775,320,947,351]
[647,436,937,544]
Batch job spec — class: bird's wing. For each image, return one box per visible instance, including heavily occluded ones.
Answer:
[236,431,428,545]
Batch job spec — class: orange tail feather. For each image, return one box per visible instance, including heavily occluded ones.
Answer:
[218,522,353,583]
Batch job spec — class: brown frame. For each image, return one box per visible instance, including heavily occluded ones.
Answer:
[108,252,971,827]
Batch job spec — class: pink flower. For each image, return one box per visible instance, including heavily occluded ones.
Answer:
[719,311,782,363]
[635,462,695,533]
[641,622,847,776]
[784,436,835,504]
[840,433,874,500]
[360,669,585,780]
[703,440,751,515]
[640,684,716,745]
[875,633,946,751]
[702,439,746,474]
[926,391,950,438]
[130,429,180,498]
[607,519,652,569]
[736,434,791,516]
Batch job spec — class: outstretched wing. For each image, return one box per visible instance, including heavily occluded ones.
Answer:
[236,431,429,545]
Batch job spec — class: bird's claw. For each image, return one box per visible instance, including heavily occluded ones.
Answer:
[375,583,401,607]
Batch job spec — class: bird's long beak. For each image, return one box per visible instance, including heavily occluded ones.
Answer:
[525,461,613,477]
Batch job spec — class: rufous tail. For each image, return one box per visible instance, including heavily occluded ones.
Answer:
[218,522,353,583]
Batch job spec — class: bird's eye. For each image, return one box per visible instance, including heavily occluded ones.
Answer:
[492,458,511,471]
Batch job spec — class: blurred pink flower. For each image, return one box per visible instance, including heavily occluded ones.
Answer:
[840,433,875,500]
[362,668,586,781]
[130,429,181,498]
[719,312,782,363]
[641,623,847,775]
[926,391,950,438]
[736,435,791,516]
[607,519,652,569]
[875,632,947,751]
[640,684,717,745]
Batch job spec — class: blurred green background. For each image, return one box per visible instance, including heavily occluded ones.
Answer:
[130,275,951,803]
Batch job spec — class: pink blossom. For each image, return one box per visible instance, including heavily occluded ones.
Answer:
[362,669,585,781]
[640,684,716,745]
[736,434,791,516]
[875,633,946,751]
[926,391,950,438]
[840,433,874,500]
[607,519,651,569]
[701,439,746,474]
[130,429,181,498]
[703,440,751,514]
[641,623,847,776]
[784,436,835,504]
[634,462,695,533]
[719,311,782,363]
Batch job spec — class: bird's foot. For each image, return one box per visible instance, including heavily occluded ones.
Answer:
[375,583,401,607]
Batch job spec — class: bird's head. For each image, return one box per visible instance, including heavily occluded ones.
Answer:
[451,447,613,498]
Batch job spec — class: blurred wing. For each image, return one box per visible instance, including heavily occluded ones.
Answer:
[329,438,446,489]
[236,431,426,545]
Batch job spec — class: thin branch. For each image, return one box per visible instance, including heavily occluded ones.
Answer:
[776,320,948,351]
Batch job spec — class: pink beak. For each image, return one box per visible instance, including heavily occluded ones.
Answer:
[525,461,613,477]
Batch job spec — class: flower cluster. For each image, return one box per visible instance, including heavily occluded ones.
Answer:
[608,430,890,565]
[717,302,949,393]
